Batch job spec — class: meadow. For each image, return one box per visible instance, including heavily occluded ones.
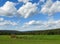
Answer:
[0,35,60,44]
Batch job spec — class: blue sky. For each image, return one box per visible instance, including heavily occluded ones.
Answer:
[0,0,60,31]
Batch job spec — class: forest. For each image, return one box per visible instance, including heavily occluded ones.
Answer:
[0,28,60,35]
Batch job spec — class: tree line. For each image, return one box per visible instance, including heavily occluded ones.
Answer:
[0,28,60,35]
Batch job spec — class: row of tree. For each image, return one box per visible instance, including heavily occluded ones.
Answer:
[0,28,60,35]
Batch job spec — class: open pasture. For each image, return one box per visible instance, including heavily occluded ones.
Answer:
[0,35,60,44]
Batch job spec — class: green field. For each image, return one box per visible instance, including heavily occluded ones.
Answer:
[0,35,60,44]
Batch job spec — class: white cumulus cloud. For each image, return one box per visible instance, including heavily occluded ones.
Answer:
[40,0,60,16]
[0,1,17,16]
[49,1,60,14]
[40,0,53,16]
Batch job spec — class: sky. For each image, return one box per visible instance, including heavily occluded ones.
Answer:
[0,0,60,31]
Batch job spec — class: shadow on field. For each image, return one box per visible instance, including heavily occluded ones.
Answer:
[10,35,33,40]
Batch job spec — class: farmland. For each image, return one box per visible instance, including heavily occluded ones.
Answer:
[0,35,60,44]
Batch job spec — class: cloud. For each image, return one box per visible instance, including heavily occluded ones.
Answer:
[0,18,4,21]
[0,18,17,26]
[25,20,35,25]
[49,1,60,14]
[17,0,60,18]
[40,0,45,2]
[40,0,60,16]
[21,20,60,31]
[0,20,17,26]
[23,20,36,27]
[17,2,38,18]
[23,20,44,28]
[19,0,60,31]
[0,1,38,18]
[0,1,17,16]
[40,0,53,16]
[24,20,43,26]
[0,0,60,18]
[18,0,29,3]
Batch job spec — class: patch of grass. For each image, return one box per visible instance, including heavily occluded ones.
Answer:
[0,35,60,44]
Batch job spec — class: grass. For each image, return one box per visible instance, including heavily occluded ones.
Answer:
[0,35,60,44]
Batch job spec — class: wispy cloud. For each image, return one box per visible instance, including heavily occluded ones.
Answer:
[0,18,18,26]
[20,20,60,31]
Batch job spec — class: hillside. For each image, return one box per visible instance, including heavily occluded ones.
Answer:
[0,28,60,35]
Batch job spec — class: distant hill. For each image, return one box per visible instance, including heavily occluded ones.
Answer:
[0,28,60,35]
[0,30,21,35]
